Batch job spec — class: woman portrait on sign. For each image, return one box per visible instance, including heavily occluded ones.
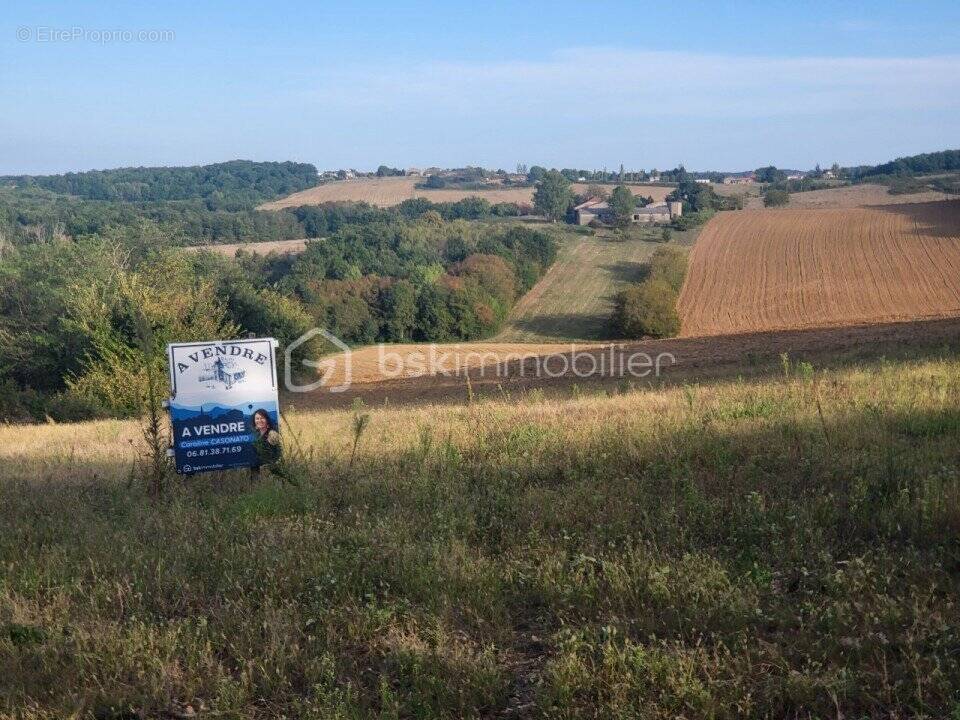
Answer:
[251,408,281,469]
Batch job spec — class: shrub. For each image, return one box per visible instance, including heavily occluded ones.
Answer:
[0,381,47,421]
[612,247,687,338]
[763,188,790,207]
[491,202,521,217]
[45,391,107,422]
[646,246,688,292]
[613,278,681,338]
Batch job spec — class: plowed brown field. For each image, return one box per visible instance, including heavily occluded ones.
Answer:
[259,176,674,210]
[679,200,960,336]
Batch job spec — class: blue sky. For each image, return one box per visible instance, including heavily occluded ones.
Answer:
[1,1,958,174]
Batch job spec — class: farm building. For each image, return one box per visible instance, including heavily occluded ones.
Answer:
[723,175,755,185]
[574,199,682,225]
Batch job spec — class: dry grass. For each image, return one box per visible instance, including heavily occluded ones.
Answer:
[184,238,312,256]
[258,177,674,210]
[712,182,950,212]
[679,200,960,336]
[786,183,953,209]
[495,233,667,342]
[492,223,699,343]
[3,353,960,717]
[712,181,764,209]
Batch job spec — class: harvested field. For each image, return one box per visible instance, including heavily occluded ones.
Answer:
[787,183,952,209]
[185,238,312,256]
[713,181,763,209]
[288,317,960,410]
[679,200,960,336]
[259,176,674,210]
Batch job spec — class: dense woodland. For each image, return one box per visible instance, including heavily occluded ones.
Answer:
[0,187,527,247]
[856,149,960,179]
[0,160,319,205]
[0,162,556,420]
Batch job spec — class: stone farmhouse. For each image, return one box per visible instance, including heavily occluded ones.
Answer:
[574,199,682,226]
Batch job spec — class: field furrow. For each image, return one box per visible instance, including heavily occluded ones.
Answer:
[679,201,960,336]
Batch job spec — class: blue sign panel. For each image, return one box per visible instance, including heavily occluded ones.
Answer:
[167,338,279,474]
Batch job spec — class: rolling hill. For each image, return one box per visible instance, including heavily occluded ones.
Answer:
[259,176,674,210]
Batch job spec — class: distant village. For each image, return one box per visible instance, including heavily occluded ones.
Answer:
[313,163,840,226]
[318,164,831,186]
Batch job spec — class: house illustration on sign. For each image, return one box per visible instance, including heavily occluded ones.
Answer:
[198,356,246,390]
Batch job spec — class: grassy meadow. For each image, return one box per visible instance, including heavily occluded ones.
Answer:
[2,352,960,718]
[495,225,699,343]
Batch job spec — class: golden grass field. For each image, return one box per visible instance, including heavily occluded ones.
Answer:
[258,176,674,210]
[5,349,960,717]
[679,200,960,336]
[712,181,950,211]
[785,183,953,209]
[185,238,312,256]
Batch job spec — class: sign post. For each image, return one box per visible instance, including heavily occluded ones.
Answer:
[167,338,280,474]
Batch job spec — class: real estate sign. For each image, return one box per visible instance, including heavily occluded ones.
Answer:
[167,338,280,474]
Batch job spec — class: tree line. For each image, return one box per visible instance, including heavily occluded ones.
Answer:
[0,216,556,420]
[857,149,960,179]
[0,185,529,248]
[0,160,319,206]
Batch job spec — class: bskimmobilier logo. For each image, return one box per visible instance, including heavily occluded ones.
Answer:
[284,328,676,393]
[285,328,352,393]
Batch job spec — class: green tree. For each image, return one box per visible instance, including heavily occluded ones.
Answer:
[527,165,548,183]
[646,247,688,291]
[533,170,572,222]
[755,166,787,183]
[416,286,453,341]
[613,279,681,339]
[763,188,790,207]
[64,252,239,417]
[609,185,636,226]
[383,279,417,342]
